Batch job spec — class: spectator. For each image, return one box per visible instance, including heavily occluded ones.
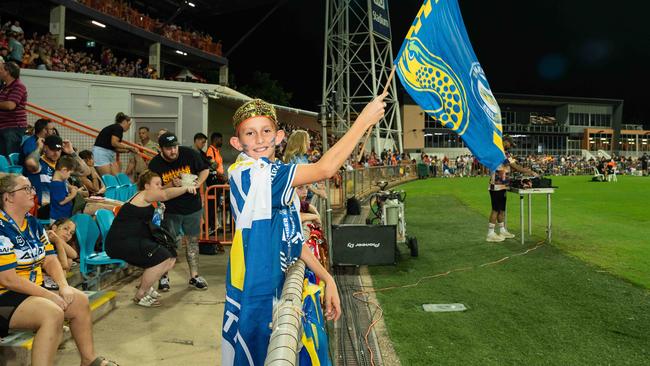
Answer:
[222,96,380,363]
[486,135,536,242]
[9,21,23,35]
[20,118,54,165]
[156,128,169,139]
[105,170,194,307]
[137,126,158,151]
[49,155,80,222]
[148,132,209,291]
[47,217,79,271]
[282,130,311,164]
[297,185,321,237]
[206,132,225,181]
[0,61,27,157]
[7,32,23,64]
[192,132,208,154]
[0,174,118,366]
[78,150,107,196]
[93,112,138,176]
[24,135,90,217]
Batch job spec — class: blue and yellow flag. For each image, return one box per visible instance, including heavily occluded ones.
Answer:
[395,0,506,171]
[299,272,332,366]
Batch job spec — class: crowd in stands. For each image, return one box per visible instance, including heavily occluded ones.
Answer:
[77,0,223,56]
[412,152,650,178]
[1,21,159,78]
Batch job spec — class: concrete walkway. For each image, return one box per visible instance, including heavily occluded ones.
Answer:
[55,248,229,366]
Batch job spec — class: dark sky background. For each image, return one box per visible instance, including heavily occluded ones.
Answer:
[207,0,649,127]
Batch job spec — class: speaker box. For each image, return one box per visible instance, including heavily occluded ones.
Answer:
[332,225,396,265]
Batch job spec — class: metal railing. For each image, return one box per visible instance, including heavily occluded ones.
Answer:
[504,124,569,133]
[200,184,233,245]
[25,103,158,168]
[341,164,417,199]
[265,260,306,365]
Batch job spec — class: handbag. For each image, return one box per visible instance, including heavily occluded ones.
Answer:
[147,222,178,257]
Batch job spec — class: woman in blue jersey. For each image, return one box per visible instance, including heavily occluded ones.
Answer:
[0,174,118,366]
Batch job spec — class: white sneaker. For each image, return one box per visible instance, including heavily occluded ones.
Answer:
[486,232,505,242]
[499,230,515,239]
[43,275,59,290]
[147,287,161,299]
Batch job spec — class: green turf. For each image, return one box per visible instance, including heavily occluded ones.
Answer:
[367,176,650,365]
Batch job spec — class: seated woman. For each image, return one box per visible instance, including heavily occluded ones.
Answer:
[104,170,196,307]
[0,174,118,366]
[48,218,79,271]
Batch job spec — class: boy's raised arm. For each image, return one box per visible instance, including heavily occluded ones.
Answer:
[292,92,388,187]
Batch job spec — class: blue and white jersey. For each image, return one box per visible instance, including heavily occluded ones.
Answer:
[0,212,56,295]
[26,156,56,204]
[222,153,303,366]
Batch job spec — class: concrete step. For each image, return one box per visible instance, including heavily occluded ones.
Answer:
[0,290,117,366]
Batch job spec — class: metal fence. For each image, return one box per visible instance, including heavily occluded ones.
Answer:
[341,164,417,199]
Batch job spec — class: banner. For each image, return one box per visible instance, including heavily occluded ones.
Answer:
[395,0,506,171]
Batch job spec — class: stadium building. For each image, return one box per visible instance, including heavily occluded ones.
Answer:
[402,93,650,159]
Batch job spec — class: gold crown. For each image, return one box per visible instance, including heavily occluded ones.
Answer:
[232,99,278,130]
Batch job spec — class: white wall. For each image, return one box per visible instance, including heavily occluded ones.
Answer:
[20,69,242,142]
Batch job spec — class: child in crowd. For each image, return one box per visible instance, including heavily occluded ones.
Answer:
[79,150,107,196]
[49,155,81,222]
[48,218,79,271]
[297,185,321,237]
[222,93,387,365]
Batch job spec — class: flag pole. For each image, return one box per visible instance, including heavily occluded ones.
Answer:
[357,66,395,163]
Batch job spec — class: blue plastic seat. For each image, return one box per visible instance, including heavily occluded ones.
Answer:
[0,155,9,173]
[102,174,119,188]
[0,155,22,174]
[128,183,138,198]
[95,209,115,252]
[115,172,131,186]
[105,186,118,200]
[116,185,131,202]
[8,152,20,166]
[71,213,125,289]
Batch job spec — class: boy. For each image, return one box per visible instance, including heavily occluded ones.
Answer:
[50,155,80,222]
[222,94,387,365]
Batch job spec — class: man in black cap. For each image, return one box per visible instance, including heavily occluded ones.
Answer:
[23,135,90,215]
[148,132,210,291]
[486,135,537,242]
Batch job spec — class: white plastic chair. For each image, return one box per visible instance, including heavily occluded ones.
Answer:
[593,167,604,182]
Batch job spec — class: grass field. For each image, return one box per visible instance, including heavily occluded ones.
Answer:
[367,176,650,365]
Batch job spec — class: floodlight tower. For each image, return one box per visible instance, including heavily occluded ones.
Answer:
[321,0,403,154]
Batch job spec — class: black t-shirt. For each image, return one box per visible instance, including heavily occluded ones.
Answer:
[94,124,124,150]
[148,146,209,215]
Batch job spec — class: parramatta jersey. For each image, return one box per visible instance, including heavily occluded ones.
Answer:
[26,156,56,204]
[222,154,303,366]
[0,212,56,295]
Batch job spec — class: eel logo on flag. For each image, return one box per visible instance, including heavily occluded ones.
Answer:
[397,37,469,134]
[395,0,506,171]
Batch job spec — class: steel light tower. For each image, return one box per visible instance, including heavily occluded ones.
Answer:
[321,0,403,154]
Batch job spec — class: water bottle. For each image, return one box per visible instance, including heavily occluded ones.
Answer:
[152,202,165,227]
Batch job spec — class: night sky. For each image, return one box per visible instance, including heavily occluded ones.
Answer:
[203,0,649,126]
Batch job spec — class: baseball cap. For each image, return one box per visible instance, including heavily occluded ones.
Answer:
[44,135,63,150]
[158,132,180,148]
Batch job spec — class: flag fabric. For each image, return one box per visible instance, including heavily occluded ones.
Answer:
[222,153,304,366]
[395,0,506,171]
[299,273,332,366]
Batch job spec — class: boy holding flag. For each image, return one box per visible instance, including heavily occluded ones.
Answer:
[222,93,387,365]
